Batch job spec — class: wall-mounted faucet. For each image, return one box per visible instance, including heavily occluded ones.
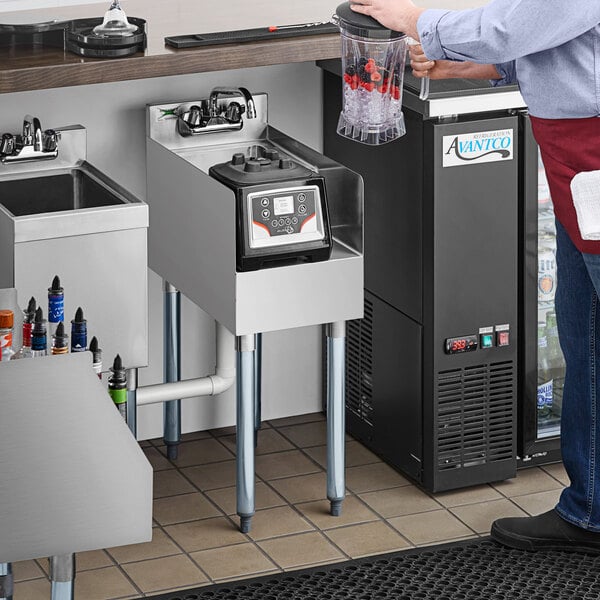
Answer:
[175,87,257,137]
[1,115,59,164]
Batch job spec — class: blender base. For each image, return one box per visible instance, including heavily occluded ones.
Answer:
[336,111,406,146]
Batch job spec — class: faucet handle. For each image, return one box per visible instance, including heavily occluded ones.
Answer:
[0,133,15,156]
[187,105,203,127]
[43,129,60,152]
[225,102,244,123]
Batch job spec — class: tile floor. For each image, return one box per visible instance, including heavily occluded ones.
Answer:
[13,412,569,599]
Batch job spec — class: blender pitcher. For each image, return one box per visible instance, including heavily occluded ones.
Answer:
[332,2,408,145]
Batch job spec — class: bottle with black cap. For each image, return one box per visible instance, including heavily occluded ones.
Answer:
[331,1,408,145]
[108,354,127,421]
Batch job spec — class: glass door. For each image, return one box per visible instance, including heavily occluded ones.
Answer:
[536,150,565,439]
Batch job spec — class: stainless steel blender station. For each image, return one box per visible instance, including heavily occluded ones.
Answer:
[0,100,361,599]
[0,2,356,597]
[146,88,364,532]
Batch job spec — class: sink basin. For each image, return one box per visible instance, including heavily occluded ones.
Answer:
[0,166,127,217]
[0,154,149,371]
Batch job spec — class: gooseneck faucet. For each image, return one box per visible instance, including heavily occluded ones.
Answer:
[208,87,257,119]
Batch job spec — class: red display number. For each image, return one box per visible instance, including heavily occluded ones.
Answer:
[451,339,467,352]
[445,335,478,354]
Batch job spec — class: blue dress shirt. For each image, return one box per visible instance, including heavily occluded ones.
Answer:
[417,1,600,119]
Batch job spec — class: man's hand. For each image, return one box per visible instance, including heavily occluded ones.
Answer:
[350,0,425,40]
[410,44,503,80]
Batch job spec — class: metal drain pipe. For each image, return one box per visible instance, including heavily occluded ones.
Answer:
[136,321,235,406]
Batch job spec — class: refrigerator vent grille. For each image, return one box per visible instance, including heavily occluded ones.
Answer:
[436,361,514,471]
[346,298,374,425]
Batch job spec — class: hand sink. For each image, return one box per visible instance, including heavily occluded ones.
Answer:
[0,162,147,242]
[0,125,149,371]
[0,168,125,217]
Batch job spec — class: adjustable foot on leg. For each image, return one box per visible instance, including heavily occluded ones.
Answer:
[330,499,343,517]
[239,515,253,534]
[166,443,179,460]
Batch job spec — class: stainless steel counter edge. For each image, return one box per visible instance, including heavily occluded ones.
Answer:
[404,88,527,118]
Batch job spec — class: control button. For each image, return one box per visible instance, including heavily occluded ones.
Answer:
[278,218,285,226]
[262,209,270,219]
[265,149,280,161]
[480,334,494,349]
[231,153,245,165]
[285,217,291,225]
[292,217,298,224]
[298,193,307,202]
[497,331,510,347]
[298,204,307,214]
[271,220,278,227]
[285,225,294,233]
[279,158,294,169]
[261,197,270,207]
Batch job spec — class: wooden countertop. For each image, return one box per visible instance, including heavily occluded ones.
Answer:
[0,0,342,94]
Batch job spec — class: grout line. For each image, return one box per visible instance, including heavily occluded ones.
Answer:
[154,522,217,585]
[127,429,565,597]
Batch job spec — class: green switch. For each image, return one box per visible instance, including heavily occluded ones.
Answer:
[481,334,494,348]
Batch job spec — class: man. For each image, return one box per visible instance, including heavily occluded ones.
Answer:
[350,0,600,553]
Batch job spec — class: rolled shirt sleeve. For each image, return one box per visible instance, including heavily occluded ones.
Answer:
[491,61,517,86]
[416,0,600,64]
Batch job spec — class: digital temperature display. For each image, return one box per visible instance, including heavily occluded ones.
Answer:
[445,335,478,354]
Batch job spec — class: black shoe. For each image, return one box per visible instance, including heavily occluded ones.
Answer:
[491,509,600,554]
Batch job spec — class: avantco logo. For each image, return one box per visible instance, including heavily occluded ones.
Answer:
[442,129,514,167]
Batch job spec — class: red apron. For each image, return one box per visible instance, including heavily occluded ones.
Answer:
[530,115,600,254]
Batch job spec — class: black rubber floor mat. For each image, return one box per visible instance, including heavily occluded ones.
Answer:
[144,537,600,600]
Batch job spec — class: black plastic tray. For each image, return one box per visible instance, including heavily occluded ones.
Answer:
[165,22,339,49]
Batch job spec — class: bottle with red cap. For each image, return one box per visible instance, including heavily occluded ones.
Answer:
[0,309,15,362]
[12,297,36,360]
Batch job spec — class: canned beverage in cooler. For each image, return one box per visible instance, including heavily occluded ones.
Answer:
[537,323,552,419]
[545,311,564,416]
[538,233,556,304]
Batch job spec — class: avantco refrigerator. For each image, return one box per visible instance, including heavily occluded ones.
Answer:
[319,61,564,492]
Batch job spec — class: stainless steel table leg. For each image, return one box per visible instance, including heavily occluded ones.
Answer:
[236,334,256,533]
[164,281,182,460]
[49,554,75,600]
[326,321,346,517]
[126,368,138,437]
[0,563,13,600]
[254,332,262,447]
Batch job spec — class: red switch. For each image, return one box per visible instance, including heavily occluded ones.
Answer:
[497,331,510,346]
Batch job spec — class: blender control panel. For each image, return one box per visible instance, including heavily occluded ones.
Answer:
[247,185,325,248]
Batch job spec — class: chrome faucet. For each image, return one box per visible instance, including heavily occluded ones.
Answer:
[208,87,257,120]
[1,115,59,163]
[175,88,258,136]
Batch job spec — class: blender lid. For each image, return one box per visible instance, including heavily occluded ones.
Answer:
[334,2,405,39]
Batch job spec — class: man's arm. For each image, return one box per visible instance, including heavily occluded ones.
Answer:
[409,44,502,80]
[351,0,600,63]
